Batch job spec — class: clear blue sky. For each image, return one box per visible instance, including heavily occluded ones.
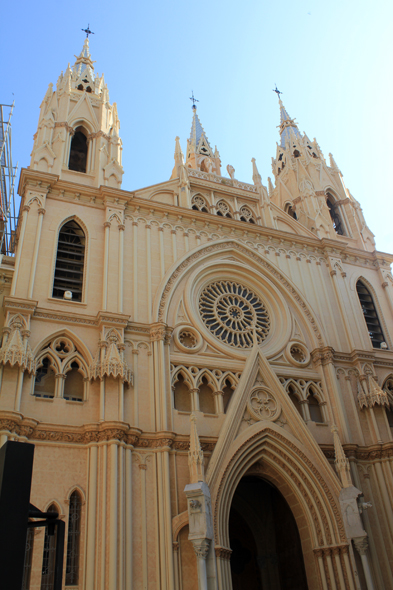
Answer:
[2,0,393,253]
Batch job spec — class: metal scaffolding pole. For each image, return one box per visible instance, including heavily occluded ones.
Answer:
[0,102,19,256]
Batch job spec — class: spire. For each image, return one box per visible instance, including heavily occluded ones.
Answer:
[251,158,262,187]
[188,413,205,483]
[277,97,302,148]
[73,37,95,80]
[331,425,352,488]
[188,106,213,156]
[170,136,185,180]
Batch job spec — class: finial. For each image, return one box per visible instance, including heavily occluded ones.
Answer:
[81,24,94,38]
[190,91,199,110]
[331,424,352,488]
[273,84,283,99]
[188,412,205,483]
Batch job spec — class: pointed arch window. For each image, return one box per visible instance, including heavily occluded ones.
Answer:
[198,376,215,414]
[53,220,85,302]
[285,203,297,220]
[64,361,84,401]
[239,206,256,224]
[69,127,88,173]
[173,373,192,412]
[216,200,232,218]
[222,378,235,412]
[326,193,345,235]
[65,490,82,586]
[191,195,209,213]
[41,505,58,590]
[34,357,56,398]
[356,280,386,348]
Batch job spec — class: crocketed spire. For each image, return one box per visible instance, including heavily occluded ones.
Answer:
[278,97,302,148]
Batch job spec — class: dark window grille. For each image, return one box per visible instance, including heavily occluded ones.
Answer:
[356,280,386,348]
[327,194,345,235]
[53,220,85,302]
[65,491,82,586]
[41,505,58,590]
[69,128,88,173]
[21,526,34,590]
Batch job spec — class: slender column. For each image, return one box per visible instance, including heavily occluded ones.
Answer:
[159,227,165,278]
[190,388,199,412]
[324,549,337,590]
[214,391,224,414]
[173,542,180,590]
[27,207,45,299]
[171,229,177,262]
[11,205,29,296]
[125,447,133,590]
[332,547,346,589]
[99,379,105,422]
[14,368,24,412]
[100,445,107,590]
[146,224,152,323]
[118,445,124,590]
[108,443,118,590]
[102,221,111,310]
[85,444,98,590]
[118,224,125,313]
[139,460,149,590]
[314,550,328,590]
[132,221,138,321]
[316,263,343,348]
[353,538,375,590]
[373,462,393,540]
[330,271,355,349]
[132,349,139,427]
[118,379,124,422]
[191,540,210,590]
[156,452,168,589]
[163,450,175,589]
[341,546,356,590]
[184,232,189,252]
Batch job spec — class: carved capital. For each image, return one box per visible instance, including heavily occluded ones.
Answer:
[192,538,210,560]
[215,546,232,560]
[353,536,368,556]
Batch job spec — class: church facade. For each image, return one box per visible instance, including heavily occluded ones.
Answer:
[1,38,393,590]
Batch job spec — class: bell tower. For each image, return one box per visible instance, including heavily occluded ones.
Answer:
[269,93,376,251]
[30,37,124,189]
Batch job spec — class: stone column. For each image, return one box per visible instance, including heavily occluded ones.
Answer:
[353,538,375,590]
[192,538,211,590]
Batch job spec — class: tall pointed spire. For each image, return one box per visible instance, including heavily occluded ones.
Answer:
[277,97,302,147]
[188,413,205,483]
[73,37,95,80]
[185,105,221,175]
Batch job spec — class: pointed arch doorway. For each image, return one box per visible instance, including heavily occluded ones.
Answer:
[229,476,308,590]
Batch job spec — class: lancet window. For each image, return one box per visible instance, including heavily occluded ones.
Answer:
[216,200,233,218]
[171,365,240,414]
[284,202,297,220]
[239,205,256,224]
[65,490,82,586]
[41,504,58,590]
[191,195,209,213]
[280,378,327,423]
[326,193,345,236]
[68,127,88,173]
[33,337,88,401]
[356,280,386,349]
[52,220,85,302]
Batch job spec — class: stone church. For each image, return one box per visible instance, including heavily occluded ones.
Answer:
[1,37,393,590]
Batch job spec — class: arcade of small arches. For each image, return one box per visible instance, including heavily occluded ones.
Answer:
[191,195,257,224]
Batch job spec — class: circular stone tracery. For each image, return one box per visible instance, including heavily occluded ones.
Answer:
[199,281,271,348]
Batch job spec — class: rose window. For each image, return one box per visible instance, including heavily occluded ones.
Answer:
[199,281,270,348]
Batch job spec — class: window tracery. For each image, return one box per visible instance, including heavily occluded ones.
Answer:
[239,205,256,224]
[52,220,86,302]
[199,281,270,348]
[356,280,386,349]
[191,195,209,213]
[279,377,326,423]
[216,200,232,218]
[34,337,88,401]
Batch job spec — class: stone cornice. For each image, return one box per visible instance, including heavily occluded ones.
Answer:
[321,442,393,462]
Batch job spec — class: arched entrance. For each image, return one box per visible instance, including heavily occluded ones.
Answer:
[229,476,308,589]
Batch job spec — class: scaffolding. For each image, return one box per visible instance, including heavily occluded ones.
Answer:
[0,102,18,256]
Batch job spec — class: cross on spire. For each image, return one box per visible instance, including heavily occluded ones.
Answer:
[273,85,283,99]
[81,24,94,38]
[189,91,199,109]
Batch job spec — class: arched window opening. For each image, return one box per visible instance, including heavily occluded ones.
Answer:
[34,357,56,398]
[173,373,191,412]
[308,391,323,422]
[64,361,84,401]
[222,378,234,412]
[326,194,345,235]
[52,220,85,302]
[239,206,256,224]
[77,84,83,91]
[199,376,215,414]
[86,86,92,93]
[41,505,58,590]
[216,201,232,218]
[293,149,300,158]
[21,526,34,590]
[68,127,88,173]
[356,280,386,348]
[65,491,82,586]
[288,384,303,419]
[191,195,209,213]
[285,203,297,220]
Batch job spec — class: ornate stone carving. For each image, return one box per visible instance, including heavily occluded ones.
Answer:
[191,538,211,559]
[0,315,35,373]
[247,387,281,422]
[90,329,133,384]
[357,367,389,409]
[215,546,232,560]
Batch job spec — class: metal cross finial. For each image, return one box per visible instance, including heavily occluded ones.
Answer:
[82,24,94,38]
[190,91,199,108]
[273,85,283,99]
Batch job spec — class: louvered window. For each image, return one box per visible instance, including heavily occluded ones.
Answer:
[53,221,85,302]
[356,280,386,348]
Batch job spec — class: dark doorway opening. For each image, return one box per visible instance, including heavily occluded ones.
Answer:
[229,476,308,590]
